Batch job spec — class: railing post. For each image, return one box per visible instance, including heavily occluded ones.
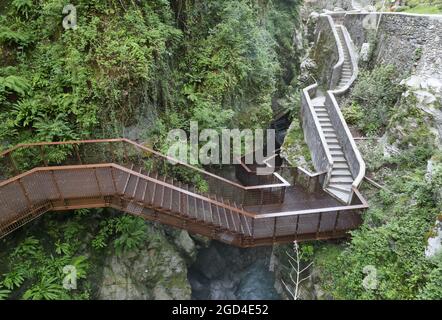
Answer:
[93,168,104,201]
[7,153,19,176]
[251,218,255,239]
[17,178,33,209]
[280,187,286,204]
[123,142,129,164]
[316,212,323,239]
[110,167,118,195]
[39,145,48,166]
[108,142,116,163]
[295,214,300,238]
[74,144,82,164]
[50,170,65,206]
[273,217,277,242]
[333,210,340,236]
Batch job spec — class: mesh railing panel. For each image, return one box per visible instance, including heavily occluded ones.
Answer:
[0,140,365,244]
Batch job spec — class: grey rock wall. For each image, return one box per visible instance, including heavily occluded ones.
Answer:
[312,15,341,90]
[343,13,442,78]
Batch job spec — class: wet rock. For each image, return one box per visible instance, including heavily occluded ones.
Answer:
[189,241,280,300]
[174,230,197,260]
[425,221,442,258]
[98,227,191,300]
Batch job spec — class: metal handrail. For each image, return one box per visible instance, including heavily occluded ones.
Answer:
[0,138,290,190]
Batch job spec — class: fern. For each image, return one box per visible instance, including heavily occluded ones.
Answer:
[34,114,78,141]
[12,0,34,19]
[0,26,31,46]
[23,276,65,300]
[71,256,89,279]
[0,288,11,300]
[12,98,40,127]
[0,75,31,96]
[2,270,25,290]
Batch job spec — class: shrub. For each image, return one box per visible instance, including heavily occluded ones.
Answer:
[347,65,403,136]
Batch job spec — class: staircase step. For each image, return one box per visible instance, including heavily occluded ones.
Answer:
[327,142,340,148]
[333,156,347,163]
[332,167,352,175]
[328,184,352,193]
[329,146,342,151]
[315,107,327,112]
[325,188,351,204]
[325,137,339,144]
[330,150,344,156]
[330,176,354,184]
[333,162,350,169]
[311,97,326,106]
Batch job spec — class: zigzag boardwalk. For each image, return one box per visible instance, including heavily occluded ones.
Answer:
[0,139,367,247]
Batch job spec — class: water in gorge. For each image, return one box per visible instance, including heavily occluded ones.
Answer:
[188,241,281,300]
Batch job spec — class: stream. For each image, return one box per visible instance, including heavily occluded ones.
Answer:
[188,241,281,300]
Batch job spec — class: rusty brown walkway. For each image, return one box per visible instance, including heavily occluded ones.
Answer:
[0,139,367,247]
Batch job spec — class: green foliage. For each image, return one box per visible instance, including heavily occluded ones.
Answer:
[315,142,442,299]
[0,0,181,144]
[418,254,442,299]
[0,75,31,96]
[92,215,147,255]
[0,288,11,300]
[345,65,403,135]
[33,114,79,141]
[281,119,313,169]
[402,0,442,14]
[22,276,65,300]
[342,102,364,126]
[0,216,92,300]
[0,0,303,301]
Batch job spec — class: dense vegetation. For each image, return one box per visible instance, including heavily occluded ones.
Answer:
[397,0,442,14]
[313,62,442,299]
[0,0,302,300]
[0,0,301,150]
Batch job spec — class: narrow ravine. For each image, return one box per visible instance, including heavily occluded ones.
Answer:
[188,241,281,300]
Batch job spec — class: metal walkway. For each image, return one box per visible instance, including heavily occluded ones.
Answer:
[0,139,367,247]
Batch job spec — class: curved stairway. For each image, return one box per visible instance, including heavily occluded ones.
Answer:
[303,16,364,204]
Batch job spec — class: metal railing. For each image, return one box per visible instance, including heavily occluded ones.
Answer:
[0,139,368,247]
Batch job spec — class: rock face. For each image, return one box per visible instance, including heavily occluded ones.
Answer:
[98,229,193,300]
[344,13,442,79]
[189,241,281,300]
[426,221,442,258]
[400,75,442,147]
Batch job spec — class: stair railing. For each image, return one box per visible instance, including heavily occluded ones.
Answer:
[326,18,366,204]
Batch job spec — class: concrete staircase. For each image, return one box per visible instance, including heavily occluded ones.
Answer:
[336,26,352,89]
[307,20,356,204]
[311,96,354,203]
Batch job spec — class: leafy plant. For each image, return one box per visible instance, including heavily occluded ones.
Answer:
[346,65,403,135]
[0,75,31,96]
[0,288,11,300]
[23,276,65,300]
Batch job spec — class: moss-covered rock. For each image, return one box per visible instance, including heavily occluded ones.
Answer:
[98,226,191,300]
